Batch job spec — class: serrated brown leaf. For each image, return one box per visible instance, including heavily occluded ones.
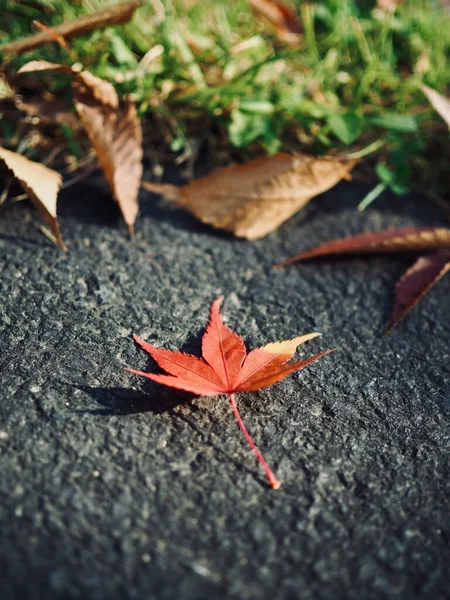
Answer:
[249,0,302,44]
[19,60,141,233]
[74,87,142,235]
[421,84,450,130]
[276,226,450,333]
[276,227,450,266]
[0,1,139,56]
[0,146,65,249]
[143,153,355,240]
[76,71,118,109]
[386,252,450,333]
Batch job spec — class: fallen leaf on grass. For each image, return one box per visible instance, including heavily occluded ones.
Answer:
[421,84,450,130]
[127,296,334,489]
[249,0,302,44]
[276,226,450,332]
[0,146,65,249]
[74,88,142,235]
[19,60,142,234]
[143,153,355,239]
[0,1,140,56]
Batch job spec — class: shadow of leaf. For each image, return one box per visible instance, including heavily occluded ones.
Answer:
[73,383,190,415]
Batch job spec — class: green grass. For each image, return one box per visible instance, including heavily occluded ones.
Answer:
[1,0,450,202]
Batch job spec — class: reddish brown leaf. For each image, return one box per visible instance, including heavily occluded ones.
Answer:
[276,227,450,266]
[276,226,450,332]
[0,146,65,249]
[127,296,334,489]
[249,0,302,44]
[421,84,450,130]
[0,1,139,55]
[386,252,450,333]
[143,153,355,240]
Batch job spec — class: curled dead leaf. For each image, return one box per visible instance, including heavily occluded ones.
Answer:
[0,1,140,56]
[18,60,75,75]
[76,71,118,109]
[74,86,142,235]
[0,146,65,249]
[276,226,450,333]
[143,153,355,240]
[19,59,141,233]
[276,227,450,266]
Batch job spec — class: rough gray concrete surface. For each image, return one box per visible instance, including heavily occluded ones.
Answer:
[0,173,449,600]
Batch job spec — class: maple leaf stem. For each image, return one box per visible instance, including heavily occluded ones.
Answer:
[228,393,281,490]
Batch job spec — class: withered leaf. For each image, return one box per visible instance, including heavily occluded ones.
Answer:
[0,146,65,249]
[143,153,355,240]
[0,1,140,56]
[18,60,75,75]
[276,226,450,333]
[76,71,118,109]
[249,0,302,44]
[128,296,333,488]
[421,84,450,130]
[276,227,450,266]
[19,60,141,233]
[74,87,142,235]
[387,252,450,333]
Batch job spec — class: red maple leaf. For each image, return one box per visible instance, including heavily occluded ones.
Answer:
[127,296,334,489]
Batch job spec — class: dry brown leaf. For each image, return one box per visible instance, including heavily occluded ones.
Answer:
[74,83,142,235]
[421,84,450,130]
[276,227,450,266]
[19,59,141,233]
[143,153,355,240]
[275,226,450,333]
[0,1,140,56]
[249,0,302,44]
[76,71,118,109]
[18,60,75,75]
[0,146,65,249]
